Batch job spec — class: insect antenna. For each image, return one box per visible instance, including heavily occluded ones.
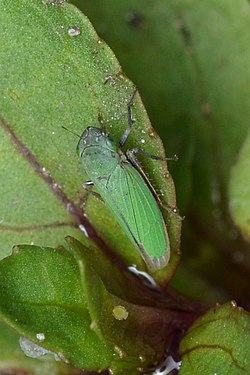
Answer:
[61,126,80,139]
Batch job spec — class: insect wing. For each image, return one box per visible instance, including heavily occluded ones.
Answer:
[78,128,170,271]
[103,161,170,270]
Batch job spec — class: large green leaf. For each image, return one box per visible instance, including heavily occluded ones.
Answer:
[0,0,180,281]
[180,302,250,375]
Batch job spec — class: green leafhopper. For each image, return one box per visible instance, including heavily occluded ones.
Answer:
[76,91,175,270]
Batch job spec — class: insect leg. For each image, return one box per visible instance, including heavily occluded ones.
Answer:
[83,180,94,187]
[127,148,178,162]
[61,125,80,138]
[159,202,185,220]
[119,88,137,148]
[82,180,103,202]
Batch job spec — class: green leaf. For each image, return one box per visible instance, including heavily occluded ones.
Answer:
[64,236,167,307]
[73,246,157,374]
[180,302,250,375]
[0,242,173,374]
[0,0,180,280]
[0,244,113,371]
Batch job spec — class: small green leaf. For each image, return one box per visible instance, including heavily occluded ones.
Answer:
[79,258,157,374]
[65,237,168,372]
[0,244,113,371]
[180,302,250,375]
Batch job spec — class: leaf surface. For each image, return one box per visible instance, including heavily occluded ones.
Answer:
[180,302,250,375]
[0,0,180,281]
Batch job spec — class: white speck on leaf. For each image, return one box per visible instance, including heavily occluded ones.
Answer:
[68,26,81,37]
[36,332,45,342]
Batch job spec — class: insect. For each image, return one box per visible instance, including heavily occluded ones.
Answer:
[73,90,177,271]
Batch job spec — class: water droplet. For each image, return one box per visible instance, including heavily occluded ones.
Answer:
[36,332,45,342]
[68,26,81,37]
[230,300,237,308]
[19,336,56,359]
